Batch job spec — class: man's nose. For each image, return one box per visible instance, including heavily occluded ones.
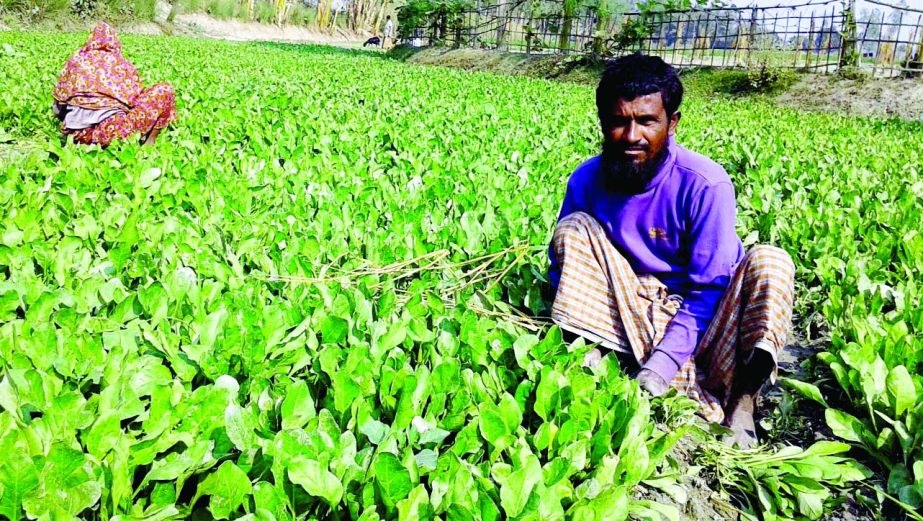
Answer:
[625,121,642,144]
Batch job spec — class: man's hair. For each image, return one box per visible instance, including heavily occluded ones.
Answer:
[596,53,683,119]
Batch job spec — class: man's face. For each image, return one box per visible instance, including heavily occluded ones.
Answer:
[600,92,679,193]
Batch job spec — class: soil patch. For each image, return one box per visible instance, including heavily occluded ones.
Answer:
[120,22,165,35]
[777,73,923,121]
[394,46,604,84]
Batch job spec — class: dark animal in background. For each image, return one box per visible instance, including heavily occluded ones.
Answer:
[363,36,381,47]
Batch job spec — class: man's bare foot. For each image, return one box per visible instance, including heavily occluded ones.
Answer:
[722,347,775,448]
[636,368,669,397]
[723,393,758,449]
[583,348,603,368]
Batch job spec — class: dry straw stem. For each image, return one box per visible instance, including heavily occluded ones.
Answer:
[265,242,551,329]
[465,298,550,332]
[265,242,537,290]
[264,249,449,289]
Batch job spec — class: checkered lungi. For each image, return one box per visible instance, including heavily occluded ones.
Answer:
[550,212,795,423]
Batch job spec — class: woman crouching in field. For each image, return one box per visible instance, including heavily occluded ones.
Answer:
[52,22,176,147]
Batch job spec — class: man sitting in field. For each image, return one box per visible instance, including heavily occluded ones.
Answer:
[548,54,795,447]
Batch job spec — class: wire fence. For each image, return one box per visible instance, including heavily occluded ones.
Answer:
[858,0,923,76]
[622,3,846,71]
[401,0,923,75]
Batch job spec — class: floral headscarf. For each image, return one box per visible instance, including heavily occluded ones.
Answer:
[53,23,143,110]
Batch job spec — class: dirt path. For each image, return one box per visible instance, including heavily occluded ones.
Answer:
[0,1,374,48]
[157,0,370,48]
[169,13,370,48]
[21,0,371,49]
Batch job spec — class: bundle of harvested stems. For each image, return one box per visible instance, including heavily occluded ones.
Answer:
[694,436,872,521]
[264,242,551,329]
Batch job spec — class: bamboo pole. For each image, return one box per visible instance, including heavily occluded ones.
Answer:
[275,0,287,28]
[913,15,923,70]
[839,0,858,67]
[747,7,757,67]
[901,13,917,69]
[806,16,815,69]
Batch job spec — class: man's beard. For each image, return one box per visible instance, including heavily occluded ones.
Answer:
[600,139,668,195]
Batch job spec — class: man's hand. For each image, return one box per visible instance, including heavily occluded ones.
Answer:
[582,349,670,398]
[635,368,669,397]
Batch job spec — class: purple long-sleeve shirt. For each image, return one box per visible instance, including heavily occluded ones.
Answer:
[549,140,744,383]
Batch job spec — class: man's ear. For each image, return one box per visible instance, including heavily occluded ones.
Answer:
[668,111,681,136]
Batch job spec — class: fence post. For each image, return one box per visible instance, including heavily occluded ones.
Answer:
[694,23,703,63]
[720,12,730,67]
[806,16,815,69]
[495,0,509,50]
[839,0,858,67]
[590,5,612,54]
[892,10,904,70]
[658,14,667,51]
[901,13,915,67]
[525,14,533,55]
[453,9,462,48]
[912,15,923,73]
[558,0,576,53]
[747,7,757,66]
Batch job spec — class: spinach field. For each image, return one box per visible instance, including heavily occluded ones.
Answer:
[0,33,921,520]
